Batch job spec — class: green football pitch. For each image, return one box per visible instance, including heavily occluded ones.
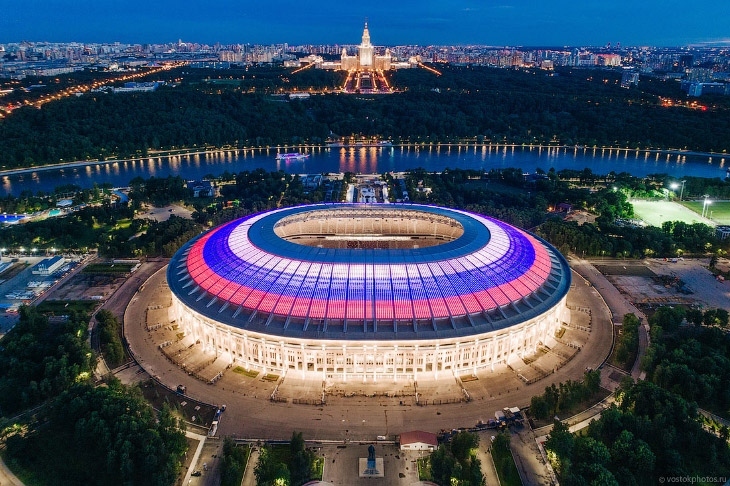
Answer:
[630,199,730,227]
[682,200,730,225]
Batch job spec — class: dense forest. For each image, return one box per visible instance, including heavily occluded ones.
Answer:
[0,307,188,485]
[642,306,730,416]
[1,65,729,169]
[545,380,730,485]
[545,306,730,485]
[5,382,187,486]
[0,306,93,415]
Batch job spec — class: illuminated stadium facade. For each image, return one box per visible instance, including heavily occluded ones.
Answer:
[168,204,571,382]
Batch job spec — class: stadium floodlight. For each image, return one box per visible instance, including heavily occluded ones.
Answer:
[670,180,686,201]
[702,195,712,218]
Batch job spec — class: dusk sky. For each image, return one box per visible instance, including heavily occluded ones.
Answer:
[1,0,728,47]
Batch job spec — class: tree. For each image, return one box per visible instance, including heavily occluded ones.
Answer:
[450,431,479,464]
[492,432,510,453]
[573,436,611,481]
[544,383,559,416]
[686,308,704,326]
[703,308,729,327]
[649,306,685,333]
[429,431,483,486]
[530,395,550,420]
[615,313,641,367]
[96,309,125,367]
[584,369,601,396]
[429,445,456,486]
[0,306,94,415]
[545,420,574,476]
[289,431,314,486]
[221,437,248,486]
[255,446,290,486]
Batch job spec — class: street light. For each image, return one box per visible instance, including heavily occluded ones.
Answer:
[702,195,712,218]
[670,180,686,201]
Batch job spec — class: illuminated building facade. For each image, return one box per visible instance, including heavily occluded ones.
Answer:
[168,204,571,382]
[340,22,392,71]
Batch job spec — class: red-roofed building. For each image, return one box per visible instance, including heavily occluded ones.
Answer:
[399,431,438,451]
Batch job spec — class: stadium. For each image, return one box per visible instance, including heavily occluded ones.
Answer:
[167,204,571,382]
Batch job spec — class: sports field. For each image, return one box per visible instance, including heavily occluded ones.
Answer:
[681,200,730,225]
[630,200,718,228]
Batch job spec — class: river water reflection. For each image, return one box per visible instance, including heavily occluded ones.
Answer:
[1,144,728,196]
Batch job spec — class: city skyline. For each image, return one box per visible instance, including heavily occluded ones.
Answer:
[1,0,730,47]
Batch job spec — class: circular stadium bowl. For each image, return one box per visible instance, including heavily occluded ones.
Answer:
[168,204,571,382]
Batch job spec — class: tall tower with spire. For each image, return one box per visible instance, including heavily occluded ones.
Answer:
[358,21,374,67]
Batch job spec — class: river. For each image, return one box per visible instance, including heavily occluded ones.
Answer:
[1,144,728,196]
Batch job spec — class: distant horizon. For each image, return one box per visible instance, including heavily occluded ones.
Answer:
[3,38,730,50]
[1,1,729,48]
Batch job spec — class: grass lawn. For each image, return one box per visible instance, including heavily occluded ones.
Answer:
[491,442,521,486]
[608,322,638,373]
[206,79,242,85]
[83,263,135,274]
[417,456,432,481]
[36,300,99,316]
[113,218,133,230]
[631,199,712,227]
[137,379,218,427]
[682,200,730,225]
[609,347,636,373]
[267,443,292,465]
[311,456,324,481]
[232,366,260,378]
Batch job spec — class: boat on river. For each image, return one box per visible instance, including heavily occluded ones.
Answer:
[275,152,309,161]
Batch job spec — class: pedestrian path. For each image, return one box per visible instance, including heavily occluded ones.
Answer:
[0,457,25,486]
[241,446,260,486]
[182,430,208,485]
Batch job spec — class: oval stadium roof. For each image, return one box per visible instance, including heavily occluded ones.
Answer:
[168,204,571,341]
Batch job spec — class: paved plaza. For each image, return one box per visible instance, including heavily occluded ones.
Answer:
[124,265,614,442]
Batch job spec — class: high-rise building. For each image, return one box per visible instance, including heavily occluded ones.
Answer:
[340,22,392,71]
[359,22,373,67]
